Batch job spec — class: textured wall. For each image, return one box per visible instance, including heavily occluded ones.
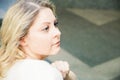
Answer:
[51,0,120,10]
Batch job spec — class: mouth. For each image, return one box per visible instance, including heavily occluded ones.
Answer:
[53,41,60,47]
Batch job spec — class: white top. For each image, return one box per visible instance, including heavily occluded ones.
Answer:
[4,59,63,80]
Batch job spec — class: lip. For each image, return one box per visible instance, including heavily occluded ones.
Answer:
[54,41,60,46]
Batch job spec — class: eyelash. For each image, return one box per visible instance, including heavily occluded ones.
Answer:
[54,22,58,27]
[42,22,59,32]
[43,26,49,31]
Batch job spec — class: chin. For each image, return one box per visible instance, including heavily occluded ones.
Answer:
[51,47,61,55]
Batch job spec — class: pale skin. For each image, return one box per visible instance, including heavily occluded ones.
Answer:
[20,8,69,78]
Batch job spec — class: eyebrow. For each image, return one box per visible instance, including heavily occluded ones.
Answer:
[42,19,58,24]
[42,22,51,25]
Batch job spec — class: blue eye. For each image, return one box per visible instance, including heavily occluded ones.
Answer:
[43,26,49,31]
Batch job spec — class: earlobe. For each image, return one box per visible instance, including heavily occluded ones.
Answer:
[19,37,27,46]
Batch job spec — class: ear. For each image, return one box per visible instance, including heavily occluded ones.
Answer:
[19,37,27,47]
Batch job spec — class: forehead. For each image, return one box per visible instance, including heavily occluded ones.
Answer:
[29,8,56,30]
[36,8,56,23]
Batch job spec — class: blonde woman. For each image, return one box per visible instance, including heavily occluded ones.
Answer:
[0,0,77,80]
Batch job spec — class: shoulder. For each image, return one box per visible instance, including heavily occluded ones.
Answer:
[18,59,51,69]
[9,59,51,73]
[6,59,63,80]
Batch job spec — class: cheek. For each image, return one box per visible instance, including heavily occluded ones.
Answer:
[29,35,53,54]
[39,39,52,51]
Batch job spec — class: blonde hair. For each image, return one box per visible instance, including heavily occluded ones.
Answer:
[0,0,55,78]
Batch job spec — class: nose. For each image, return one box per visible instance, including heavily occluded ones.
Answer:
[53,27,61,38]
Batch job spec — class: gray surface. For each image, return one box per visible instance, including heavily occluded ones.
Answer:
[56,9,120,67]
[51,0,120,9]
[113,76,120,80]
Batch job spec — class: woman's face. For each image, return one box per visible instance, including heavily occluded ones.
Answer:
[20,8,61,59]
